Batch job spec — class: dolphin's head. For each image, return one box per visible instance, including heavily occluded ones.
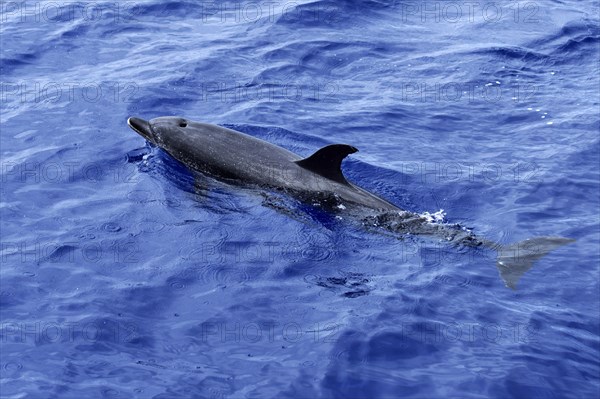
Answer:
[127,116,190,146]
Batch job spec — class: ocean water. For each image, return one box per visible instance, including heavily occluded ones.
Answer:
[1,1,599,398]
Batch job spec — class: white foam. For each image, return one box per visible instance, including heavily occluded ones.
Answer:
[420,209,446,224]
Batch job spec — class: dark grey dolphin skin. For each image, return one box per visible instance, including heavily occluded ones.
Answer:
[128,116,397,211]
[127,116,574,289]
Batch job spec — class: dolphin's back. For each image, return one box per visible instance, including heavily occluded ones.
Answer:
[162,122,301,185]
[157,122,400,210]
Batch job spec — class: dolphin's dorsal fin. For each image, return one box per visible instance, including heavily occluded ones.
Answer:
[295,144,358,184]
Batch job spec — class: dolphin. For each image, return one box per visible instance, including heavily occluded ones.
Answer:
[127,116,574,289]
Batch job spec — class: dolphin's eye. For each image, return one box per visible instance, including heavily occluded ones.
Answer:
[179,121,187,128]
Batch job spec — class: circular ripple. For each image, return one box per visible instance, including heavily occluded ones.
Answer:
[3,362,23,371]
[318,289,337,298]
[193,225,231,242]
[328,350,350,363]
[189,265,250,285]
[384,294,417,316]
[434,274,473,288]
[301,246,333,262]
[169,281,185,290]
[137,220,166,233]
[102,223,121,232]
[283,294,302,303]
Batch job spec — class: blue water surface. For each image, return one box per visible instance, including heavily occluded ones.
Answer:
[1,1,599,398]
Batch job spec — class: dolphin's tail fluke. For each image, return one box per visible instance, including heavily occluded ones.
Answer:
[495,237,575,289]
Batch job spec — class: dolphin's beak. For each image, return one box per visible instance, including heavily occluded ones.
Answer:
[127,117,154,142]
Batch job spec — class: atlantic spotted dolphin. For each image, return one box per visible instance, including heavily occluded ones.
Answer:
[127,116,574,289]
